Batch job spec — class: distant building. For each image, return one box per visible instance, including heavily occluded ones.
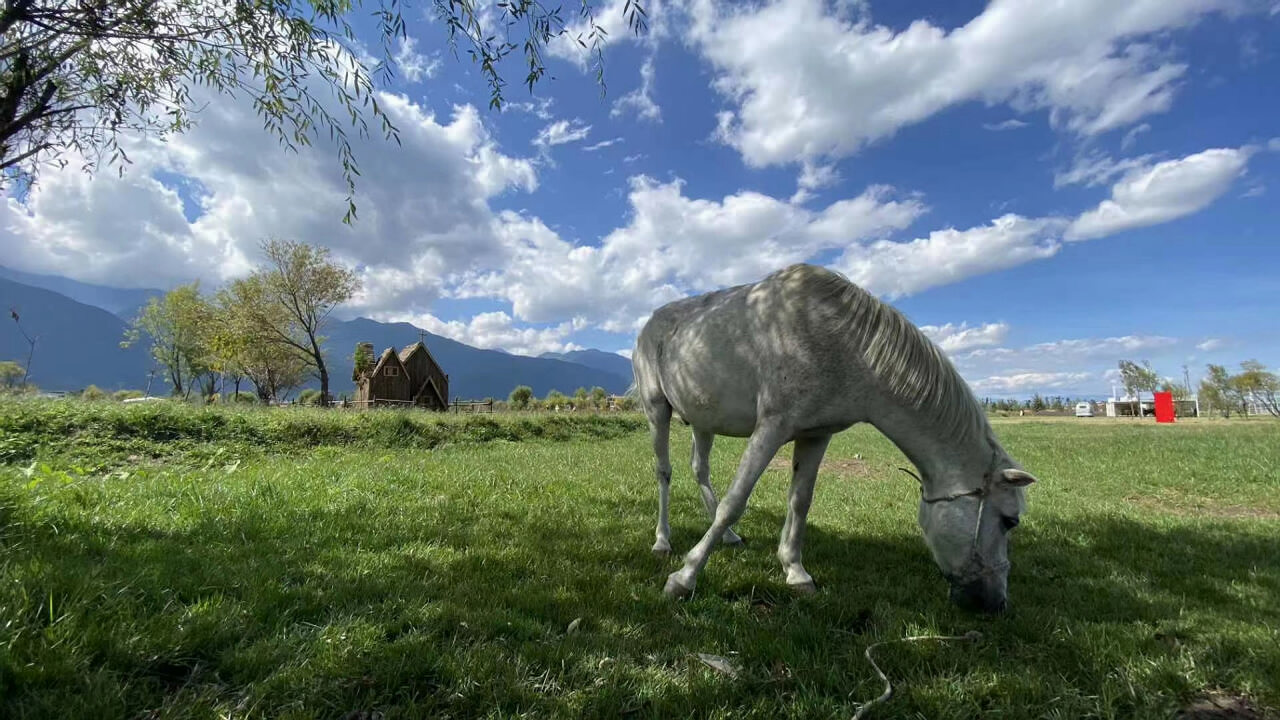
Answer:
[352,341,449,410]
[1105,393,1199,418]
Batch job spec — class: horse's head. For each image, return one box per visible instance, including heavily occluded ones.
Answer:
[914,457,1036,614]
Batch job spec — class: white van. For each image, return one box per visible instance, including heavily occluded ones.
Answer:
[1075,402,1094,417]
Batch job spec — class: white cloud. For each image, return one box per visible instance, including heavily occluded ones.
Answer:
[394,36,441,83]
[503,97,555,120]
[450,178,926,328]
[921,322,1011,354]
[1066,147,1253,241]
[1121,123,1151,150]
[611,54,662,123]
[983,119,1029,131]
[533,119,592,150]
[958,334,1179,366]
[0,45,540,319]
[953,333,1186,396]
[383,310,583,357]
[616,349,633,359]
[547,0,668,67]
[583,137,624,152]
[968,372,1096,395]
[688,0,1251,168]
[835,214,1066,299]
[790,161,842,204]
[1055,151,1159,188]
[1197,338,1225,352]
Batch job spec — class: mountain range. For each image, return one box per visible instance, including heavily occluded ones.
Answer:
[0,267,633,398]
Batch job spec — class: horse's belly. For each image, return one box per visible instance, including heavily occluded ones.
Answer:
[663,370,759,437]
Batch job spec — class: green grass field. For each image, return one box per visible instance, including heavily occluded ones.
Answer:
[2,399,1278,719]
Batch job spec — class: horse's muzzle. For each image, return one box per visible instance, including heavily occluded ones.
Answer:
[948,578,1008,614]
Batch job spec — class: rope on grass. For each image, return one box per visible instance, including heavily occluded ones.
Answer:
[851,630,984,720]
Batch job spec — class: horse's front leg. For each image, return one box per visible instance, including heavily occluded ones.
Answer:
[777,434,830,594]
[664,419,789,598]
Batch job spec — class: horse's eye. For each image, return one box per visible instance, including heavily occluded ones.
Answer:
[1001,515,1020,532]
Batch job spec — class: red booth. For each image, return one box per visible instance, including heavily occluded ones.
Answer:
[1154,391,1175,423]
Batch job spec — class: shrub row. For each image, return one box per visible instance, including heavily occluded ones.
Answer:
[0,397,648,465]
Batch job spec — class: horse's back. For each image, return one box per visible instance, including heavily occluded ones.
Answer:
[634,265,864,436]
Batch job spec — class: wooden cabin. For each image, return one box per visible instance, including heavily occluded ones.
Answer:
[352,341,449,410]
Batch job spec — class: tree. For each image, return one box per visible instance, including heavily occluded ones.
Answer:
[0,0,648,222]
[212,275,308,404]
[1236,360,1279,418]
[545,389,567,409]
[508,384,533,410]
[237,238,359,405]
[0,360,23,388]
[1200,364,1235,418]
[1118,359,1161,399]
[122,283,211,398]
[590,385,607,409]
[353,342,375,377]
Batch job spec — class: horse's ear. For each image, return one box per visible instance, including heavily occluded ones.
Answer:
[999,468,1037,487]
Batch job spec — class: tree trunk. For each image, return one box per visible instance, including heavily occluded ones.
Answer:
[309,334,329,407]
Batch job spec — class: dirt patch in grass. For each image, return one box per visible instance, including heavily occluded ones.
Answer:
[1178,692,1275,719]
[1124,495,1280,520]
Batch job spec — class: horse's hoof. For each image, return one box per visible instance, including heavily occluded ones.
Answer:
[664,573,695,599]
[788,580,818,595]
[651,544,672,558]
[721,533,746,548]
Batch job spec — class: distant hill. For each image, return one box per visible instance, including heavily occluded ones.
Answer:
[0,277,154,391]
[0,265,163,321]
[539,349,633,382]
[0,275,631,398]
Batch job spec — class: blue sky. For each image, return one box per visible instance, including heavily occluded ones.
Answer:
[2,0,1278,398]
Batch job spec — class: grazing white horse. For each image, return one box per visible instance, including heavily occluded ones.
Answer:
[632,264,1037,613]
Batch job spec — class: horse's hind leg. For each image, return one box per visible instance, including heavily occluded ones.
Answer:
[665,419,789,599]
[691,429,743,546]
[646,398,674,556]
[778,433,831,594]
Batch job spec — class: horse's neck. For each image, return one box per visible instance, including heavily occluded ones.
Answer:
[869,402,983,492]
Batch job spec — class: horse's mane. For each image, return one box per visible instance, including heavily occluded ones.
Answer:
[776,264,992,446]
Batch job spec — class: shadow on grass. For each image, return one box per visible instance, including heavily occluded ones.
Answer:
[3,491,1277,720]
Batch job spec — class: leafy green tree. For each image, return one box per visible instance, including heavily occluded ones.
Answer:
[545,389,568,409]
[1118,360,1161,400]
[590,386,607,409]
[1200,364,1234,418]
[1236,359,1279,417]
[354,343,375,377]
[212,278,308,404]
[508,385,533,410]
[0,360,23,389]
[122,283,212,398]
[0,0,647,221]
[234,238,359,405]
[81,384,105,401]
